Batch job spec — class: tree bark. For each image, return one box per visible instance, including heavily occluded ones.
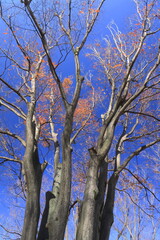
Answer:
[46,110,73,240]
[93,160,108,240]
[99,173,118,240]
[47,144,72,240]
[76,122,116,240]
[21,104,43,240]
[76,148,99,240]
[21,147,43,240]
[37,191,54,240]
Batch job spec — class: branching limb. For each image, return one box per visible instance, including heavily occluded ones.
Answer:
[25,4,68,109]
[115,113,139,170]
[0,8,31,72]
[116,188,153,217]
[124,168,160,204]
[116,138,160,175]
[0,224,21,237]
[77,0,106,53]
[0,156,22,164]
[117,49,160,117]
[0,77,27,103]
[71,79,95,143]
[0,130,26,146]
[0,97,26,119]
[0,97,26,120]
[126,110,160,122]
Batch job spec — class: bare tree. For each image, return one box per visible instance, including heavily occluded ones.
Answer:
[76,1,160,239]
[0,0,159,240]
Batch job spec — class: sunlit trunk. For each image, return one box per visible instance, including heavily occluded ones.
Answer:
[47,142,72,240]
[43,111,73,240]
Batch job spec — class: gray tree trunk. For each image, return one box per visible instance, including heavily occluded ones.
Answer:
[99,173,118,240]
[46,110,73,240]
[93,160,108,240]
[76,122,116,240]
[37,191,54,240]
[76,148,99,240]
[21,147,43,240]
[21,104,43,240]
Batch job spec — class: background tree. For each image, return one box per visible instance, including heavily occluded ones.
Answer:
[112,151,160,240]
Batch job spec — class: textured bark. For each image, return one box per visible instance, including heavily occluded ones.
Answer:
[76,148,99,240]
[37,191,54,240]
[93,160,108,240]
[21,147,42,240]
[47,145,72,240]
[76,123,116,240]
[21,104,43,240]
[99,173,118,240]
[46,110,73,240]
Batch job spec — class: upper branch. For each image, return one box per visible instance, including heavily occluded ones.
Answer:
[77,0,106,53]
[0,77,27,104]
[25,4,68,109]
[116,138,160,175]
[117,49,160,118]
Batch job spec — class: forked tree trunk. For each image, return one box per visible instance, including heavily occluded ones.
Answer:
[99,173,118,240]
[76,123,116,240]
[43,111,73,240]
[47,142,72,240]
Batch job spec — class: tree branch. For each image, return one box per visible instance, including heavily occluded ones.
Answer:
[126,110,160,122]
[0,129,26,146]
[124,168,160,203]
[0,98,26,120]
[0,77,27,103]
[0,156,22,164]
[116,138,160,175]
[25,4,68,109]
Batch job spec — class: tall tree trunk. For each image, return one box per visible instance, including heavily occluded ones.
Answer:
[47,142,72,240]
[37,164,62,240]
[21,105,43,240]
[46,111,73,240]
[93,160,108,240]
[21,148,43,240]
[37,142,61,240]
[76,123,116,240]
[99,173,118,240]
[76,148,99,240]
[37,191,54,240]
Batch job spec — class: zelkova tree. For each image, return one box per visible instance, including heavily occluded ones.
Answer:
[0,0,159,240]
[76,1,160,238]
